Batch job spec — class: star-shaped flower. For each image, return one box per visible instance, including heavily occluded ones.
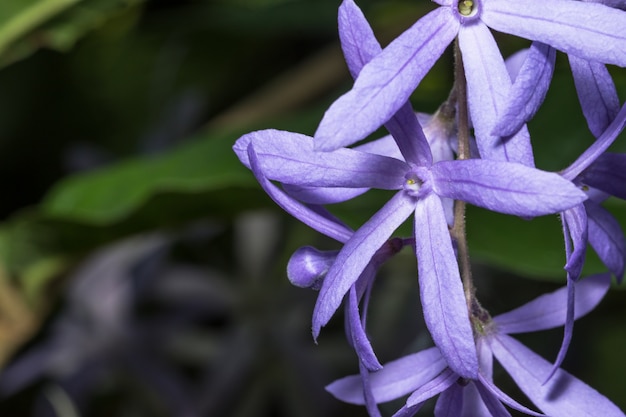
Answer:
[327,274,620,417]
[315,0,626,164]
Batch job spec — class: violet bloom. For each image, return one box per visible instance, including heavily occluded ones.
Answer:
[328,274,622,417]
[234,117,587,380]
[314,0,626,163]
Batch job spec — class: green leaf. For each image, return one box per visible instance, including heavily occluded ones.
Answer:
[0,0,144,68]
[42,129,258,223]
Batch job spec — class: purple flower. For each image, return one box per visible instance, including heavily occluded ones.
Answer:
[327,274,621,417]
[315,0,626,163]
[234,121,587,380]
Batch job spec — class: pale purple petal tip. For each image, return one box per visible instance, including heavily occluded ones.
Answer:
[314,8,458,151]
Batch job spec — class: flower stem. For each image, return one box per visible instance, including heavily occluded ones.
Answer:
[452,39,474,309]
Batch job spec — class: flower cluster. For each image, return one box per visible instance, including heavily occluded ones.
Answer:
[234,0,626,415]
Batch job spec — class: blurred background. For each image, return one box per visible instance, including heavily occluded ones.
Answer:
[0,0,624,416]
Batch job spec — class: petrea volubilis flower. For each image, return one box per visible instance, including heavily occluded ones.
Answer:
[315,0,626,163]
[328,274,621,417]
[234,121,587,379]
[234,0,589,378]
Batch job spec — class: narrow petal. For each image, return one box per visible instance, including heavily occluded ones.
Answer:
[587,201,626,280]
[313,192,415,337]
[247,145,353,243]
[476,372,545,417]
[562,204,589,279]
[245,130,408,189]
[338,0,381,78]
[358,361,383,417]
[544,277,575,382]
[282,184,369,205]
[406,368,458,406]
[462,383,492,417]
[281,134,406,204]
[493,273,611,334]
[495,42,556,137]
[326,347,446,404]
[415,194,478,378]
[347,285,382,371]
[459,23,534,166]
[392,404,424,417]
[430,160,587,216]
[482,0,626,67]
[338,0,433,165]
[384,102,433,167]
[435,383,464,417]
[490,334,626,417]
[580,153,626,200]
[569,55,620,138]
[561,102,626,180]
[475,383,512,417]
[314,8,459,150]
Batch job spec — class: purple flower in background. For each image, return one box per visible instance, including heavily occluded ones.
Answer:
[328,274,621,417]
[315,0,626,163]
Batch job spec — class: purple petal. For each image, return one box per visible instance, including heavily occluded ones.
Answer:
[569,55,620,138]
[476,372,545,417]
[312,191,415,337]
[461,383,492,417]
[384,102,433,167]
[495,42,556,137]
[434,383,464,417]
[561,102,626,180]
[493,273,611,334]
[415,193,478,378]
[314,8,459,150]
[587,201,626,279]
[490,334,625,416]
[562,204,589,279]
[458,23,534,166]
[504,49,528,81]
[338,0,381,78]
[338,0,432,166]
[392,404,424,417]
[430,160,587,216]
[282,184,369,205]
[474,383,512,417]
[287,246,338,289]
[326,347,446,404]
[245,129,408,189]
[358,361,383,417]
[281,134,406,204]
[247,145,353,243]
[544,277,575,382]
[581,153,626,200]
[347,285,382,371]
[355,134,404,160]
[482,0,626,67]
[406,368,458,406]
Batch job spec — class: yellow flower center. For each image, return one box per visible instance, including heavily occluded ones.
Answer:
[458,0,475,16]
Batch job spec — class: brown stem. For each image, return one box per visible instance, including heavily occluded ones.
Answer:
[452,40,474,308]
